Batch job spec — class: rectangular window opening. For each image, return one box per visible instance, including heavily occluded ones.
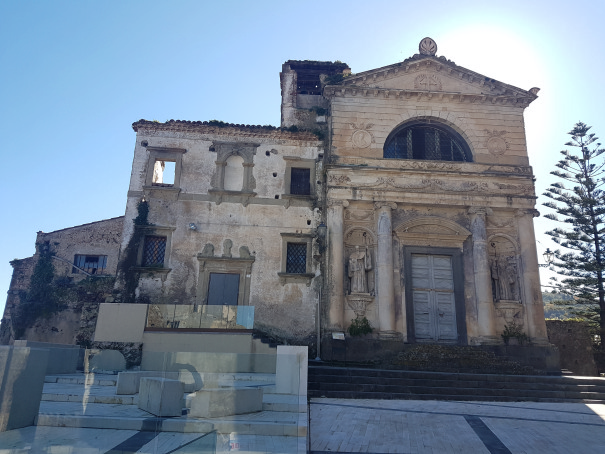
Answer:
[142,236,167,267]
[290,167,311,195]
[286,243,307,274]
[152,160,176,186]
[72,255,107,275]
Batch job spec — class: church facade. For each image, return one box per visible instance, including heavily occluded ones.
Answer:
[3,38,549,360]
[114,38,547,355]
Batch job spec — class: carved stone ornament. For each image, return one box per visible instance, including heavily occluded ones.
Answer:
[345,209,374,222]
[349,122,374,149]
[485,130,509,155]
[414,73,442,91]
[419,37,437,56]
[495,300,524,326]
[346,293,374,318]
[328,174,351,185]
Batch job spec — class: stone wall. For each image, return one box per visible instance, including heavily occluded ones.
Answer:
[546,320,597,376]
[115,124,324,343]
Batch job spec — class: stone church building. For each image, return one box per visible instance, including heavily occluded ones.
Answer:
[2,38,549,361]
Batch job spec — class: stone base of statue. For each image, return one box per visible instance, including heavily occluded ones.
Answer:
[346,293,374,318]
[495,300,524,326]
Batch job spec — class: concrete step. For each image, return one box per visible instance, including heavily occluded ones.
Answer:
[308,365,605,403]
[36,402,306,436]
[44,374,118,386]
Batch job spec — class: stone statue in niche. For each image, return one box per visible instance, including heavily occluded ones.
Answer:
[348,245,372,294]
[490,255,520,302]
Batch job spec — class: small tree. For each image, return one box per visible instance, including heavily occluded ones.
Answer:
[543,122,605,344]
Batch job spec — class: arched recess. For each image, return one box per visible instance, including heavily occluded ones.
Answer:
[394,216,471,249]
[383,113,477,161]
[224,155,245,191]
[343,226,376,295]
[487,234,522,303]
[210,141,258,194]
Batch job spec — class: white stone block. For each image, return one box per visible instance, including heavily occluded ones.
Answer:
[138,378,183,417]
[189,388,263,418]
[275,345,308,396]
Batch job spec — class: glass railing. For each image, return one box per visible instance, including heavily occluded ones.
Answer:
[145,304,255,330]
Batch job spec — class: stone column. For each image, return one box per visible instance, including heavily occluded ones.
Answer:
[327,199,348,330]
[516,209,549,343]
[375,202,397,336]
[468,207,497,341]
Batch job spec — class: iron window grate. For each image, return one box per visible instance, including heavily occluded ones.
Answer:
[72,255,107,274]
[286,243,307,274]
[384,125,470,162]
[142,236,167,267]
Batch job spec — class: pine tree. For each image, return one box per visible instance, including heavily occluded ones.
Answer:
[543,122,605,343]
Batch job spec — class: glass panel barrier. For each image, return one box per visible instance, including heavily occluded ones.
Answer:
[145,305,255,330]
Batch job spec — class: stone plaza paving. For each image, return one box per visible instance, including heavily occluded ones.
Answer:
[309,398,605,454]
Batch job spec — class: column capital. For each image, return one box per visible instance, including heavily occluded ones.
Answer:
[467,206,493,216]
[515,209,540,218]
[327,199,349,208]
[373,201,397,211]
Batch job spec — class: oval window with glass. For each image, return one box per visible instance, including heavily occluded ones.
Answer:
[384,122,472,162]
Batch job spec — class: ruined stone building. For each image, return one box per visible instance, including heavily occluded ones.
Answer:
[2,38,551,362]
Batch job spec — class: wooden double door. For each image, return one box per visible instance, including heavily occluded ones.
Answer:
[410,253,459,342]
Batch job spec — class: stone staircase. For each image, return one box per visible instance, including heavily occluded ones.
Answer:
[308,363,605,403]
[37,373,307,440]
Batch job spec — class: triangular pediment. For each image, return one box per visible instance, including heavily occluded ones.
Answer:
[324,40,538,103]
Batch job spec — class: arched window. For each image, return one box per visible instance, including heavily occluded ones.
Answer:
[384,121,472,162]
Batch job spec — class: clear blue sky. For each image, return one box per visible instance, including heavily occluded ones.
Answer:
[1,0,603,319]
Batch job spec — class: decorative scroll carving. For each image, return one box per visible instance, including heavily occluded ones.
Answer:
[345,209,374,221]
[328,175,351,184]
[357,177,489,193]
[327,199,349,208]
[373,201,397,211]
[348,246,373,294]
[346,294,374,318]
[494,183,535,196]
[414,73,442,91]
[488,217,515,228]
[394,216,471,248]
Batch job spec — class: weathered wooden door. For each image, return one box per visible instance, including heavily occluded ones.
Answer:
[411,254,457,341]
[207,273,240,305]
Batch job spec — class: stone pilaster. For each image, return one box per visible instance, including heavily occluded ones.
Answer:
[468,207,497,342]
[375,202,397,336]
[516,209,549,344]
[327,199,348,330]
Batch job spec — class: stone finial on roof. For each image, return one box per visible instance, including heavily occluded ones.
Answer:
[419,37,437,56]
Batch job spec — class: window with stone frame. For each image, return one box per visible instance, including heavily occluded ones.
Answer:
[278,233,314,285]
[142,236,167,267]
[144,147,186,189]
[286,243,307,273]
[283,157,316,198]
[290,168,311,195]
[384,121,472,162]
